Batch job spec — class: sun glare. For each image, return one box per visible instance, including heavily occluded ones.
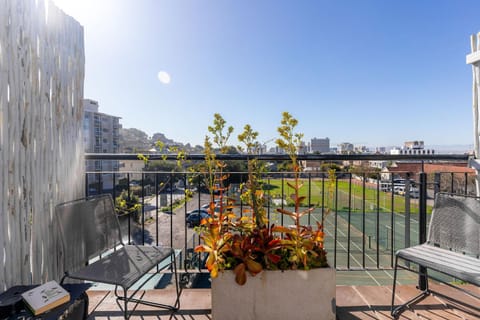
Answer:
[51,0,80,18]
[50,0,98,25]
[157,71,171,85]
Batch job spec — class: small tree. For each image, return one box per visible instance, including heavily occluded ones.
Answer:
[115,190,142,222]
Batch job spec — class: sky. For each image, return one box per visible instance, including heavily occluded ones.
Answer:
[51,0,480,150]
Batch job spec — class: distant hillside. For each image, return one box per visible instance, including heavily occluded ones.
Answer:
[120,128,151,153]
[120,128,203,153]
[151,133,176,146]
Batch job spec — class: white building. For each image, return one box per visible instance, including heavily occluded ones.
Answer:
[84,99,121,191]
[402,140,434,154]
[390,141,434,155]
[339,142,354,153]
[390,147,402,155]
[369,160,388,170]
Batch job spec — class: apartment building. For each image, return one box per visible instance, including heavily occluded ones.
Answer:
[83,99,121,191]
[310,137,330,153]
[338,142,354,153]
[390,141,435,155]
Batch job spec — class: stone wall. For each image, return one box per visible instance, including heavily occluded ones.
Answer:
[0,0,85,289]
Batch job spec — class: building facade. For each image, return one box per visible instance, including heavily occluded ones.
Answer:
[339,142,354,153]
[390,141,435,155]
[84,99,121,191]
[310,137,330,153]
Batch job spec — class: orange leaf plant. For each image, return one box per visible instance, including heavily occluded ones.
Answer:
[195,112,334,285]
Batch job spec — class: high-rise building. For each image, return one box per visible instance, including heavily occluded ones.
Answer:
[339,142,354,153]
[310,137,330,153]
[83,99,121,191]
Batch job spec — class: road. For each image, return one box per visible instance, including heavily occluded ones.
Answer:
[136,192,211,251]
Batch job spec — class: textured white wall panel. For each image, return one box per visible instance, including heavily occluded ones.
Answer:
[0,0,85,289]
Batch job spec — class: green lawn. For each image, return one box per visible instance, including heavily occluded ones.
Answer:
[262,178,432,214]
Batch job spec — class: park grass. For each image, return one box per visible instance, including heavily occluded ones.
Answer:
[262,178,432,214]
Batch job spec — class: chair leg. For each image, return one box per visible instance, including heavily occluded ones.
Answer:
[114,252,181,318]
[114,285,130,319]
[124,287,128,319]
[391,260,430,318]
[172,250,181,309]
[391,255,399,317]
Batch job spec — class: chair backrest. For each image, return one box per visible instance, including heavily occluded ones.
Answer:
[427,193,480,256]
[56,194,123,273]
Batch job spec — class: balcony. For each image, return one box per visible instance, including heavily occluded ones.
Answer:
[85,282,480,319]
[78,153,480,319]
[2,2,479,318]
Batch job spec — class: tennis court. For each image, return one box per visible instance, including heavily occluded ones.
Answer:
[266,204,428,285]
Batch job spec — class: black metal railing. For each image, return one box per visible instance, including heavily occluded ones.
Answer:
[85,153,473,276]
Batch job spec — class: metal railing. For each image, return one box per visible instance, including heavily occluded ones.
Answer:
[85,153,473,277]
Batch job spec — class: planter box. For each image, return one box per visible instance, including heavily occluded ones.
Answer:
[212,267,336,320]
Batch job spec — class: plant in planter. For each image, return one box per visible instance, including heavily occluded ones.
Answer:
[195,112,336,320]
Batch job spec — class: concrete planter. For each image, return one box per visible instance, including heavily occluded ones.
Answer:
[211,267,336,320]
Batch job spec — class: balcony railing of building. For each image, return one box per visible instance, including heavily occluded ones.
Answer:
[84,153,472,285]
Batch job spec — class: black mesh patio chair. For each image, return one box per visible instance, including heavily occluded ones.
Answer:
[56,194,180,319]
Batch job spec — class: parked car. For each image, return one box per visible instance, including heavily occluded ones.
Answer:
[409,188,420,198]
[186,211,210,228]
[186,208,209,218]
[201,199,229,210]
[394,186,405,195]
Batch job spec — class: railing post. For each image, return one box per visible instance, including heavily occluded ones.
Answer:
[141,172,145,245]
[434,173,441,196]
[404,176,410,249]
[418,172,428,290]
[127,173,132,244]
[85,173,89,197]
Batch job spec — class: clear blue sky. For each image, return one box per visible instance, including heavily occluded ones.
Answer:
[53,0,480,150]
